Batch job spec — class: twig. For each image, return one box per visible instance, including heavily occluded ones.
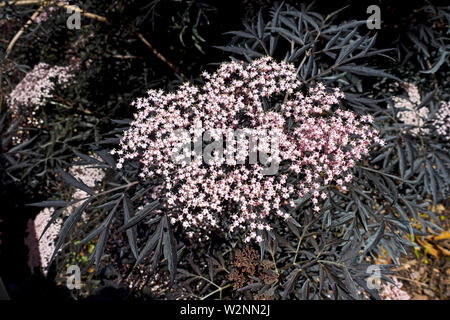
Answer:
[0,1,107,21]
[4,6,43,59]
[136,32,188,81]
[200,283,232,300]
[1,4,43,109]
[54,2,107,22]
[394,275,430,288]
[112,54,138,59]
[0,0,41,6]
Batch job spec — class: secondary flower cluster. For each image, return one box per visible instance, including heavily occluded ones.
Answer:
[379,277,411,300]
[432,101,450,140]
[25,157,104,275]
[25,207,59,275]
[8,62,74,114]
[392,82,429,136]
[114,57,381,242]
[7,62,74,143]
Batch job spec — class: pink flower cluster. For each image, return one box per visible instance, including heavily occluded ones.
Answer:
[392,82,429,136]
[25,157,105,275]
[7,62,74,114]
[432,101,450,140]
[379,277,411,300]
[114,57,381,242]
[25,207,61,275]
[7,62,74,143]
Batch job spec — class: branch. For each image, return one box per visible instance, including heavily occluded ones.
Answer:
[136,32,188,81]
[0,0,187,80]
[4,6,43,59]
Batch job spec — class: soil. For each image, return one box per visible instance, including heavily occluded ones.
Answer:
[375,199,450,300]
